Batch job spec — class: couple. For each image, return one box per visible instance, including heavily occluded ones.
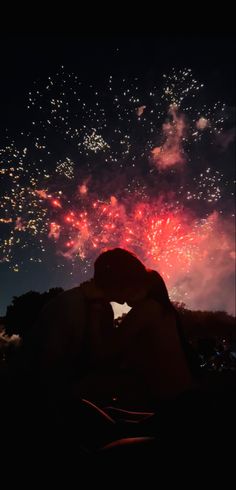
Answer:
[35,248,193,409]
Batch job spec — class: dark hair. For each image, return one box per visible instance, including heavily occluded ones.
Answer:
[147,269,201,377]
[147,269,173,312]
[94,248,147,290]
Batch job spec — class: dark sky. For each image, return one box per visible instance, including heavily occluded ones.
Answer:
[0,35,235,316]
[1,35,235,125]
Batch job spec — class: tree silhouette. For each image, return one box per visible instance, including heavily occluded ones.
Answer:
[5,288,64,339]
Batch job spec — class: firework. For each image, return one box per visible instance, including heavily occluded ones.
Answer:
[0,68,234,314]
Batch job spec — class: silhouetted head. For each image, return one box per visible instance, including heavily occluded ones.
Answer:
[94,248,148,305]
[94,248,172,309]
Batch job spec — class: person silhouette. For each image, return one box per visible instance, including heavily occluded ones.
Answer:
[77,248,193,407]
[31,247,194,410]
[26,278,113,404]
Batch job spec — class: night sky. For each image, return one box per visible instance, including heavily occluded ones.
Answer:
[0,35,235,316]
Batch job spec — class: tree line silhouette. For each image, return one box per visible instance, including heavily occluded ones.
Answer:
[1,289,235,374]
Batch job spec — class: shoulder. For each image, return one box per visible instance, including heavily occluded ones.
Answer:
[59,286,85,304]
[40,286,86,319]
